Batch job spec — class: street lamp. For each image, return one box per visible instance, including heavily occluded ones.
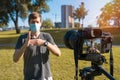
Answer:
[52,13,57,27]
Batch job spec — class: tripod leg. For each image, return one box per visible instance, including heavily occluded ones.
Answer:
[110,49,114,76]
[80,67,95,80]
[99,67,115,80]
[81,76,94,80]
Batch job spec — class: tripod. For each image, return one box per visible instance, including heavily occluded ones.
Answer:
[74,39,115,80]
[79,62,115,80]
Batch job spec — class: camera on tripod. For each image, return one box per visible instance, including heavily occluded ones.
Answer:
[64,28,115,80]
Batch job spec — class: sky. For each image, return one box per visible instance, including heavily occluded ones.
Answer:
[9,0,112,28]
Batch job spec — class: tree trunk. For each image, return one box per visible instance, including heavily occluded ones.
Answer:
[81,19,84,29]
[15,9,20,34]
[15,22,20,34]
[79,19,81,29]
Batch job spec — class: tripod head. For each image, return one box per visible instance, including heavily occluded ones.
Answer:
[64,28,114,80]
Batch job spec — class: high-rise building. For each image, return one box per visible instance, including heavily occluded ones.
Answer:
[61,5,74,28]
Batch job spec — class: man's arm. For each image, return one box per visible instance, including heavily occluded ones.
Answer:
[44,33,61,56]
[13,41,28,62]
[46,42,61,56]
[28,39,61,56]
[13,31,30,63]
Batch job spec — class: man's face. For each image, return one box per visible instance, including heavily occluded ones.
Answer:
[29,17,42,33]
[29,17,42,26]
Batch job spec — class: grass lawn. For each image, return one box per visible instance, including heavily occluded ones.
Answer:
[0,29,120,80]
[0,46,120,80]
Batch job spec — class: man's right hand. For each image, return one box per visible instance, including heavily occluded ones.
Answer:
[25,31,31,46]
[13,31,31,63]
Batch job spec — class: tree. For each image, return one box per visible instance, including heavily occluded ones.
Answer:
[0,0,50,34]
[42,19,54,28]
[73,2,88,28]
[97,0,120,27]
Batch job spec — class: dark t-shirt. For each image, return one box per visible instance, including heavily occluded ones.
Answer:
[15,32,55,80]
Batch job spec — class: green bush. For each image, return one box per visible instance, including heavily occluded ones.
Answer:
[0,28,120,45]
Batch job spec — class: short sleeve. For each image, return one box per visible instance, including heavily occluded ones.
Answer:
[44,33,56,45]
[15,34,27,49]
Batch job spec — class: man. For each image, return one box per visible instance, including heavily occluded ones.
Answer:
[13,12,61,80]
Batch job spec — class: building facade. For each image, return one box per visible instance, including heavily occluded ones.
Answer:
[61,5,74,28]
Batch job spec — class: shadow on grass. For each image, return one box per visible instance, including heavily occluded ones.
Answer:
[0,32,18,35]
[0,36,18,44]
[0,36,18,49]
[0,46,15,50]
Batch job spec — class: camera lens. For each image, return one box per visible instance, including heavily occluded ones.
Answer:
[64,30,77,49]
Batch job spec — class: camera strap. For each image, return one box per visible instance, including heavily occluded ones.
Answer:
[74,37,84,80]
[74,41,79,80]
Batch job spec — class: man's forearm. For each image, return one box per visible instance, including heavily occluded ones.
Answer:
[46,42,61,56]
[13,43,28,62]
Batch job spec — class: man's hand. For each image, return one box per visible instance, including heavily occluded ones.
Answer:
[25,31,31,46]
[29,39,45,46]
[13,31,32,63]
[25,31,45,46]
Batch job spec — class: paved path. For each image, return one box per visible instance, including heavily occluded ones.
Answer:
[0,44,15,47]
[0,44,65,47]
[0,43,119,47]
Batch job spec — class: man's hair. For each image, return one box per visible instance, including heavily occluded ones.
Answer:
[28,12,42,23]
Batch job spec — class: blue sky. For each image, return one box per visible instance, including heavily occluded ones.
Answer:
[9,0,112,27]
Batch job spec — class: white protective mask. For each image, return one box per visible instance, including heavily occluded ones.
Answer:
[30,23,41,32]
